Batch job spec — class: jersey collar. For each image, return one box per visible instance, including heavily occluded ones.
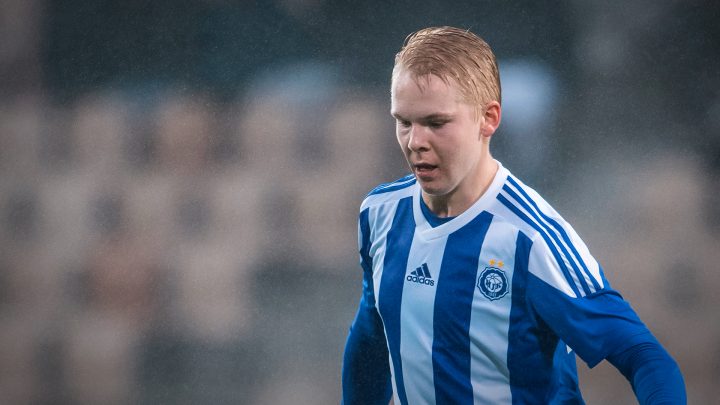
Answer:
[413,160,508,241]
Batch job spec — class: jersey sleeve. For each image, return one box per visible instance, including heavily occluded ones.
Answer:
[525,236,652,367]
[341,208,392,405]
[607,339,687,404]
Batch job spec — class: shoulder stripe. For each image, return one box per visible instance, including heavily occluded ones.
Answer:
[368,174,416,196]
[506,176,601,292]
[501,184,591,295]
[497,193,584,297]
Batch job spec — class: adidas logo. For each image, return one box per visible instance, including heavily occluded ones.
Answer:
[406,263,435,286]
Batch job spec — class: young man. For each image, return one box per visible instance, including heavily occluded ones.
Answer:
[342,26,686,404]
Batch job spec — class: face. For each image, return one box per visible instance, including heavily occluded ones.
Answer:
[391,69,486,200]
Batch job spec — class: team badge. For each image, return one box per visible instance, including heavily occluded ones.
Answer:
[477,267,509,300]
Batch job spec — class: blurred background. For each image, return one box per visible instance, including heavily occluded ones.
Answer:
[1,0,719,403]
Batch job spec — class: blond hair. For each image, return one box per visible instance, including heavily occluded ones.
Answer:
[393,26,501,110]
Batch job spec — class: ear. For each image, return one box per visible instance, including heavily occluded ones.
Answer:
[480,101,501,138]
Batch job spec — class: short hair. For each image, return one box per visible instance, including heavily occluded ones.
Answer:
[393,26,501,110]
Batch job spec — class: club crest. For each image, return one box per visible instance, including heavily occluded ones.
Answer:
[477,267,509,300]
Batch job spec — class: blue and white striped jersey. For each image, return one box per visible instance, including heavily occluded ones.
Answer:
[346,161,651,404]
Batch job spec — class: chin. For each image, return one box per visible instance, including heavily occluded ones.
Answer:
[418,182,451,197]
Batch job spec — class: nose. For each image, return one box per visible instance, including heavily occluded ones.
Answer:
[407,124,430,153]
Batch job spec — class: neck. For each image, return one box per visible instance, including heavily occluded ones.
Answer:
[423,155,498,217]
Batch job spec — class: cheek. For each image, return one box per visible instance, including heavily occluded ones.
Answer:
[434,135,462,158]
[437,137,473,169]
[396,133,410,152]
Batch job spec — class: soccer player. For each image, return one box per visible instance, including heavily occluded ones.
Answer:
[341,26,686,404]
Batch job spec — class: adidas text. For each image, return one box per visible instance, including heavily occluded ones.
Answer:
[406,274,435,286]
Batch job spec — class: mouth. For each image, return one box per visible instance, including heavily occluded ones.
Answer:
[413,163,438,176]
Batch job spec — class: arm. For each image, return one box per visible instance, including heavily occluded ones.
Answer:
[529,275,687,404]
[524,238,686,404]
[342,207,392,405]
[607,336,686,405]
[342,292,392,405]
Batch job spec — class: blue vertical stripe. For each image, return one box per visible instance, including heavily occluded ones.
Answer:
[505,176,601,292]
[432,211,494,404]
[359,208,375,306]
[497,194,583,298]
[508,232,585,403]
[507,231,553,403]
[377,197,414,405]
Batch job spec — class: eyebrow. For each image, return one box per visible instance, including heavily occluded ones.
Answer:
[391,112,453,122]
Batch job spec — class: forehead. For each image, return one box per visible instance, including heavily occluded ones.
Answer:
[391,70,465,116]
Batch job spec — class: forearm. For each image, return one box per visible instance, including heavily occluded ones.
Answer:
[342,302,392,405]
[607,337,686,404]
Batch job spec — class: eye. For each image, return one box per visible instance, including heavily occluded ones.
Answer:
[428,121,446,129]
[397,119,411,128]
